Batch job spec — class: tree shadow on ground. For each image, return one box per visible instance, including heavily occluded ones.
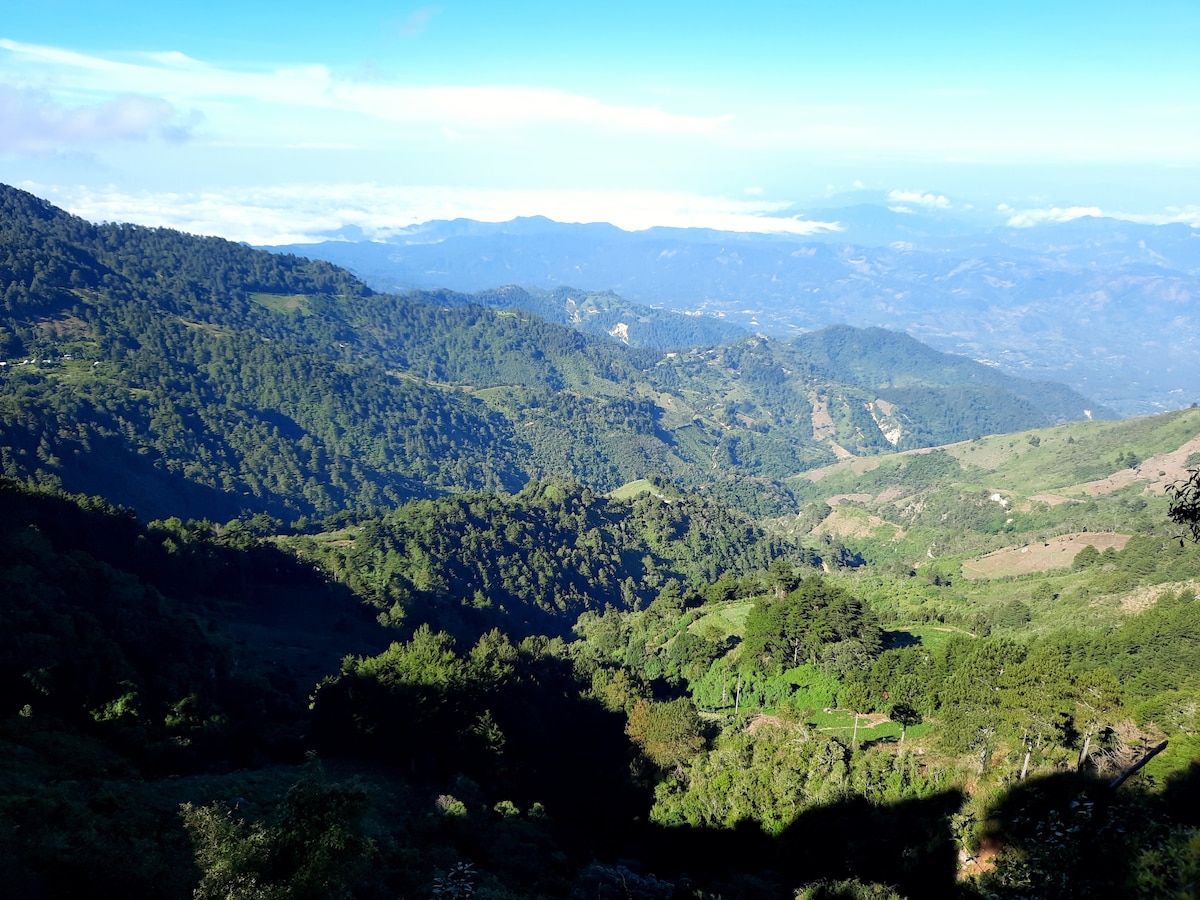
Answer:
[967,766,1200,900]
[636,787,966,898]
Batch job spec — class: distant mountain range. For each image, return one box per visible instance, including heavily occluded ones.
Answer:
[0,183,1110,523]
[270,206,1200,416]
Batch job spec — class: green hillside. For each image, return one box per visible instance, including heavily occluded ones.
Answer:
[793,324,1117,423]
[788,407,1200,559]
[2,183,1106,523]
[290,478,827,640]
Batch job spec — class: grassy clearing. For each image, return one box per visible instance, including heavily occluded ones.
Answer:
[886,624,972,651]
[795,407,1200,503]
[784,706,933,745]
[817,506,901,541]
[820,717,933,745]
[608,479,656,501]
[785,408,1200,576]
[943,408,1200,495]
[690,600,755,638]
[250,292,314,315]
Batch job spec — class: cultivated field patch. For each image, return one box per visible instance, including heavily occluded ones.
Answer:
[962,532,1131,580]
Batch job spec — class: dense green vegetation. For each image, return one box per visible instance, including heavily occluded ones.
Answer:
[2,184,1102,525]
[292,478,821,639]
[5,472,1200,898]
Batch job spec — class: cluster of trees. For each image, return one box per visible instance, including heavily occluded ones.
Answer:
[1168,466,1200,543]
[293,478,822,639]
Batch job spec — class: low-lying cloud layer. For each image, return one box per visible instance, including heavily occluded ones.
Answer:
[1000,203,1200,229]
[24,181,843,245]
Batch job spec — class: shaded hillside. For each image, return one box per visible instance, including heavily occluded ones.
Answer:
[0,478,388,773]
[293,478,827,640]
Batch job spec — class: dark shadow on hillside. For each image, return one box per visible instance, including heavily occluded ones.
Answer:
[635,788,965,899]
[23,431,262,523]
[0,478,394,769]
[1161,759,1200,827]
[311,644,969,897]
[881,629,923,651]
[311,651,656,864]
[968,768,1184,900]
[0,476,390,661]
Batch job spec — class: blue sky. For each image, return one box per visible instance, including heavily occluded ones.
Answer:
[1,1,1198,242]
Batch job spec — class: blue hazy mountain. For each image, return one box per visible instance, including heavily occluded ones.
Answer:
[272,209,1200,416]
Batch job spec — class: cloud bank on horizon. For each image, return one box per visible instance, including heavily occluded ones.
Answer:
[0,0,1197,243]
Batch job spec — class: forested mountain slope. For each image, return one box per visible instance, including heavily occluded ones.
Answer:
[451,283,749,349]
[291,478,839,640]
[1,183,1104,523]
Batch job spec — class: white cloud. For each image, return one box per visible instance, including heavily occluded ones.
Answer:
[743,186,763,195]
[887,189,951,209]
[0,39,728,138]
[1005,205,1200,228]
[25,181,842,245]
[1005,206,1103,227]
[0,84,193,154]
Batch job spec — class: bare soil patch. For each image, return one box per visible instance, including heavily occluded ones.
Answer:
[1119,580,1200,614]
[1078,433,1200,497]
[817,507,898,540]
[35,315,91,340]
[746,714,783,734]
[809,393,837,442]
[827,440,854,460]
[962,532,1131,580]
